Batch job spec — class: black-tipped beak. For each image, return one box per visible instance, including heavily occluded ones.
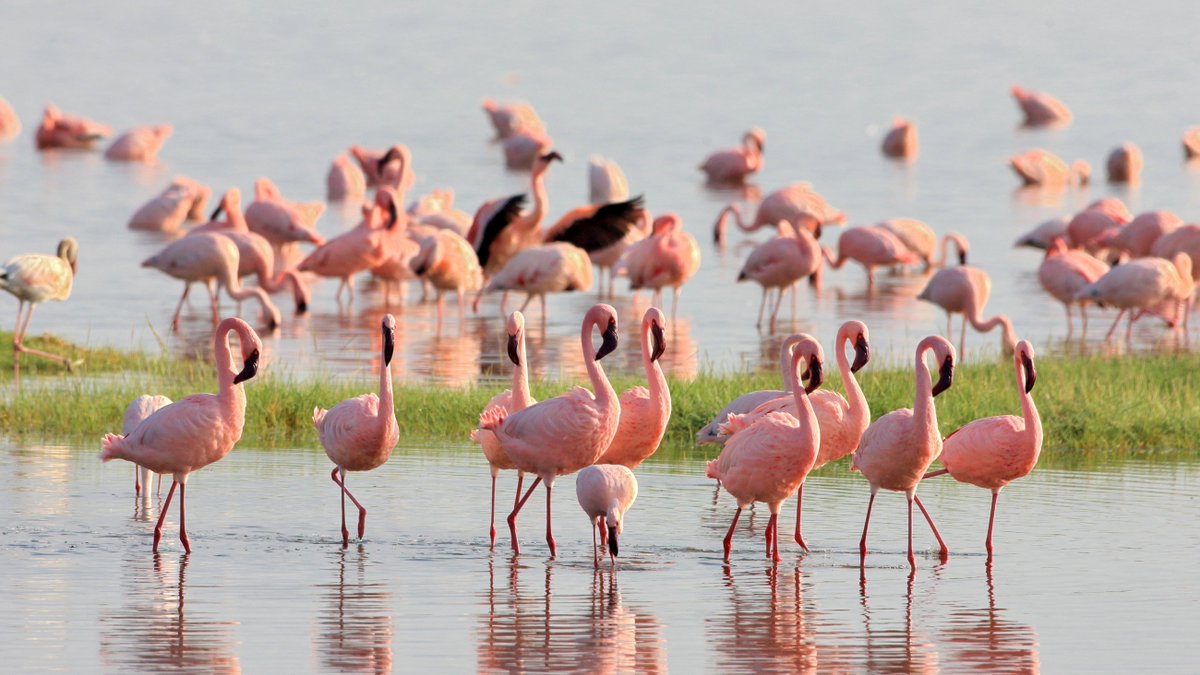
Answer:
[233,348,260,384]
[385,198,399,230]
[814,222,823,240]
[931,356,954,397]
[650,323,666,362]
[607,526,619,558]
[507,331,521,366]
[595,319,618,361]
[297,300,308,315]
[1021,352,1036,393]
[541,151,563,163]
[804,356,823,393]
[209,203,224,222]
[959,250,968,266]
[376,147,400,176]
[413,259,428,277]
[851,334,870,373]
[382,325,395,366]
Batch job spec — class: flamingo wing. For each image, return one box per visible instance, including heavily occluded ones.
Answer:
[548,196,645,252]
[497,388,603,447]
[473,194,527,268]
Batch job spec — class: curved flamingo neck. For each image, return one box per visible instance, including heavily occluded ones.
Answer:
[788,351,818,439]
[640,320,669,410]
[220,253,275,320]
[836,330,868,423]
[524,164,551,232]
[227,202,249,233]
[215,323,248,415]
[582,320,616,405]
[934,234,964,267]
[822,246,845,269]
[967,310,1016,351]
[1016,357,1041,445]
[913,341,937,434]
[378,340,396,438]
[511,331,533,411]
[778,336,803,392]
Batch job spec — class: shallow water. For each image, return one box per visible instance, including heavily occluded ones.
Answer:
[3,2,1200,384]
[1,442,1196,672]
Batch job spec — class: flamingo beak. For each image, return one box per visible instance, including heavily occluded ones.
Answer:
[650,322,666,362]
[383,324,395,366]
[932,355,954,397]
[814,222,822,240]
[851,334,870,373]
[596,319,619,361]
[804,356,823,394]
[507,331,521,366]
[209,203,224,222]
[376,147,399,176]
[541,151,564,163]
[959,250,968,266]
[1022,351,1036,393]
[386,198,399,230]
[233,348,260,384]
[607,525,619,558]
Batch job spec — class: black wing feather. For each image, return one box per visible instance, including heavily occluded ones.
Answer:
[550,195,645,252]
[475,194,527,268]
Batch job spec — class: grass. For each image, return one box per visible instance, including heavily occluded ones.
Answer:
[2,331,1199,469]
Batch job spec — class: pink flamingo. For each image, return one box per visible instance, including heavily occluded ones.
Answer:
[918,266,1018,357]
[1011,85,1073,126]
[700,128,765,184]
[481,99,545,139]
[1,237,79,379]
[297,191,400,304]
[1038,238,1110,337]
[879,222,968,271]
[468,151,562,280]
[822,225,920,286]
[314,314,399,547]
[35,105,110,149]
[1066,209,1122,255]
[0,96,19,141]
[503,128,554,170]
[596,307,671,468]
[544,195,645,293]
[588,156,629,205]
[480,242,592,316]
[696,333,808,446]
[478,304,622,557]
[713,182,846,246]
[925,340,1041,559]
[735,221,822,331]
[1106,142,1144,183]
[104,125,172,162]
[575,464,638,568]
[1184,128,1200,159]
[370,229,423,307]
[1014,216,1070,250]
[881,117,918,160]
[245,177,327,270]
[375,145,415,195]
[101,317,262,553]
[122,394,173,505]
[852,335,956,567]
[706,333,823,563]
[350,144,410,188]
[618,214,701,321]
[1151,225,1200,284]
[471,310,537,549]
[128,177,210,232]
[327,153,367,202]
[411,229,485,327]
[1009,149,1089,188]
[408,189,472,236]
[1109,211,1182,258]
[1075,253,1194,341]
[1085,197,1133,225]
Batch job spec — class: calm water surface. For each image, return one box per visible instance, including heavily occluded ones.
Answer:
[3,2,1200,384]
[1,443,1196,672]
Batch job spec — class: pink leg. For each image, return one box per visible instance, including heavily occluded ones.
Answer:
[764,512,774,558]
[773,510,782,563]
[906,495,916,568]
[793,483,810,552]
[171,285,190,331]
[332,467,367,544]
[545,482,557,558]
[1104,309,1126,340]
[859,491,876,559]
[154,480,179,553]
[914,495,948,559]
[178,481,191,554]
[986,491,999,560]
[722,506,744,563]
[513,473,524,510]
[767,513,781,564]
[135,466,141,497]
[489,475,497,550]
[507,476,542,555]
[592,517,600,569]
[332,467,348,546]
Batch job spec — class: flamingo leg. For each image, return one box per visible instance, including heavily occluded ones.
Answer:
[153,480,179,553]
[514,472,524,510]
[1104,309,1126,340]
[507,476,543,555]
[545,482,557,558]
[135,465,141,497]
[793,483,810,552]
[171,284,190,331]
[592,516,600,569]
[914,495,948,559]
[859,490,877,560]
[774,510,782,563]
[756,288,768,327]
[332,466,348,546]
[178,481,191,554]
[518,293,533,312]
[906,494,916,568]
[12,302,70,366]
[770,285,786,332]
[722,506,744,563]
[1081,304,1089,337]
[959,315,967,360]
[1064,303,1074,338]
[1127,310,1141,342]
[672,286,681,324]
[986,490,999,560]
[332,467,367,544]
[764,511,774,558]
[489,475,497,550]
[766,512,781,563]
[205,280,220,325]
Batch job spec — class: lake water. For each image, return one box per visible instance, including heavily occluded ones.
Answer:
[0,442,1196,672]
[3,2,1200,384]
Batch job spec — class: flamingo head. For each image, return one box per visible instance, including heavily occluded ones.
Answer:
[744,127,766,153]
[57,237,79,276]
[376,144,410,178]
[381,314,396,366]
[1017,340,1036,394]
[375,188,401,230]
[230,319,263,385]
[590,304,619,361]
[790,333,825,394]
[841,320,870,373]
[644,307,667,362]
[927,336,956,397]
[606,505,623,559]
[411,235,439,277]
[505,310,525,366]
[652,213,680,236]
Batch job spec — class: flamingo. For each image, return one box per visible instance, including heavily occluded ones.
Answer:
[375,145,415,195]
[314,314,400,547]
[481,99,545,139]
[706,333,823,563]
[1151,225,1200,283]
[407,189,472,236]
[618,214,701,321]
[0,96,19,140]
[369,229,423,307]
[477,304,622,557]
[924,340,1042,559]
[712,182,845,246]
[575,464,638,569]
[411,229,485,327]
[34,104,110,149]
[878,221,968,271]
[1010,85,1073,126]
[699,128,765,184]
[0,237,79,377]
[734,221,822,331]
[1037,238,1110,337]
[297,190,400,304]
[1065,209,1122,256]
[1106,142,1144,183]
[101,318,262,553]
[595,307,671,468]
[104,125,172,162]
[822,225,920,287]
[588,156,629,205]
[471,311,537,549]
[852,335,956,567]
[350,144,411,188]
[1075,253,1194,341]
[479,242,592,316]
[918,265,1018,357]
[327,153,367,202]
[469,151,562,280]
[1013,216,1070,250]
[1009,149,1089,188]
[244,177,327,269]
[1085,197,1133,225]
[122,394,173,506]
[128,177,210,232]
[1109,211,1182,259]
[881,117,918,160]
[696,334,808,446]
[543,195,645,294]
[1184,128,1200,159]
[503,128,554,170]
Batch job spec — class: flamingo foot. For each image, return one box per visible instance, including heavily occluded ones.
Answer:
[506,513,521,555]
[357,508,366,540]
[489,523,497,551]
[795,533,810,553]
[341,525,349,548]
[547,533,557,559]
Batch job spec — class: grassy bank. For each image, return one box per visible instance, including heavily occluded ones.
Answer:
[2,331,1199,461]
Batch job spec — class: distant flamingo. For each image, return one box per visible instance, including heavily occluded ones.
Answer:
[588,156,629,205]
[713,182,845,245]
[1009,149,1089,188]
[1085,197,1133,225]
[122,394,173,505]
[35,105,110,149]
[314,314,400,546]
[618,213,701,321]
[327,153,367,202]
[1037,238,1110,337]
[1106,142,1144,183]
[350,144,411,188]
[503,128,554,170]
[411,229,485,327]
[297,190,400,304]
[478,304,622,557]
[1075,253,1194,341]
[575,464,638,568]
[0,237,78,377]
[1066,209,1121,255]
[0,96,19,140]
[104,125,172,162]
[823,226,919,287]
[1013,216,1070,250]
[706,333,823,563]
[482,99,545,139]
[369,229,423,307]
[879,222,968,271]
[480,242,592,316]
[852,335,956,567]
[544,195,645,293]
[881,117,918,160]
[101,317,263,553]
[700,128,765,184]
[735,221,822,331]
[128,177,209,232]
[1011,86,1072,126]
[469,151,562,279]
[696,333,808,446]
[1184,128,1200,159]
[408,189,472,236]
[596,307,671,468]
[918,266,1018,357]
[1151,225,1200,283]
[1109,211,1182,258]
[471,311,537,549]
[244,177,327,265]
[925,340,1042,559]
[375,145,415,195]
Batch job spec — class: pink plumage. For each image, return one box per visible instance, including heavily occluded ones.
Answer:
[595,307,671,468]
[575,464,638,568]
[699,128,765,184]
[823,225,920,286]
[1011,85,1073,127]
[104,124,172,162]
[918,263,1018,358]
[122,394,173,505]
[619,214,701,322]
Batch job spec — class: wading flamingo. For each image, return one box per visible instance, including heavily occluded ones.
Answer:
[471,311,537,549]
[327,153,367,202]
[128,177,210,232]
[297,190,400,304]
[852,335,956,567]
[122,394,172,506]
[105,125,172,162]
[878,222,968,272]
[918,266,1018,357]
[543,195,645,295]
[1066,209,1121,255]
[411,229,485,328]
[735,221,822,331]
[575,464,638,569]
[482,99,545,139]
[1009,149,1089,188]
[1013,216,1070,250]
[712,182,845,245]
[1,237,78,378]
[245,177,326,271]
[350,144,411,188]
[480,242,592,317]
[700,128,765,184]
[1085,197,1133,225]
[696,333,808,446]
[706,333,823,563]
[596,307,671,468]
[823,226,919,287]
[408,189,472,236]
[503,128,554,170]
[1010,86,1072,126]
[618,214,701,321]
[1037,238,1110,337]
[1151,226,1200,283]
[314,314,400,546]
[1075,253,1194,341]
[881,118,918,160]
[478,304,622,557]
[0,96,19,140]
[469,151,562,280]
[588,156,629,205]
[925,340,1041,559]
[35,105,110,149]
[100,317,263,553]
[1109,211,1182,258]
[1106,142,1143,184]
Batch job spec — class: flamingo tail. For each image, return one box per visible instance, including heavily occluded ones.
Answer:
[100,433,126,463]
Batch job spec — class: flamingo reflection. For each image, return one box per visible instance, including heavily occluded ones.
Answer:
[316,547,394,674]
[858,569,940,673]
[707,565,822,672]
[937,563,1041,672]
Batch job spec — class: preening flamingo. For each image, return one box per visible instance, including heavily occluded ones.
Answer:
[327,153,367,202]
[245,177,327,270]
[696,333,808,446]
[918,265,1018,357]
[314,314,400,547]
[544,195,645,294]
[1013,216,1070,250]
[482,99,545,139]
[735,221,822,331]
[1037,238,1110,337]
[1010,85,1072,126]
[1075,253,1194,341]
[471,311,537,549]
[480,242,592,316]
[852,335,955,567]
[712,182,845,246]
[469,151,562,279]
[375,145,415,195]
[878,221,968,271]
[699,128,765,184]
[100,317,263,553]
[706,333,823,563]
[881,117,918,160]
[1085,197,1133,225]
[1106,142,1143,183]
[1066,209,1121,255]
[35,105,110,149]
[0,237,78,377]
[0,96,19,140]
[925,340,1042,559]
[122,394,173,506]
[411,229,485,327]
[350,144,412,188]
[128,177,209,232]
[297,190,400,304]
[408,189,472,236]
[588,156,629,205]
[822,225,919,287]
[1009,149,1089,188]
[104,125,172,162]
[478,304,622,557]
[595,307,671,468]
[575,464,638,568]
[1109,211,1182,258]
[618,213,701,321]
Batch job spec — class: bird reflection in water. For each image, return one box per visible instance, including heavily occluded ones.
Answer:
[858,567,940,674]
[98,554,240,673]
[939,562,1041,673]
[477,558,667,673]
[316,546,394,674]
[707,565,824,672]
